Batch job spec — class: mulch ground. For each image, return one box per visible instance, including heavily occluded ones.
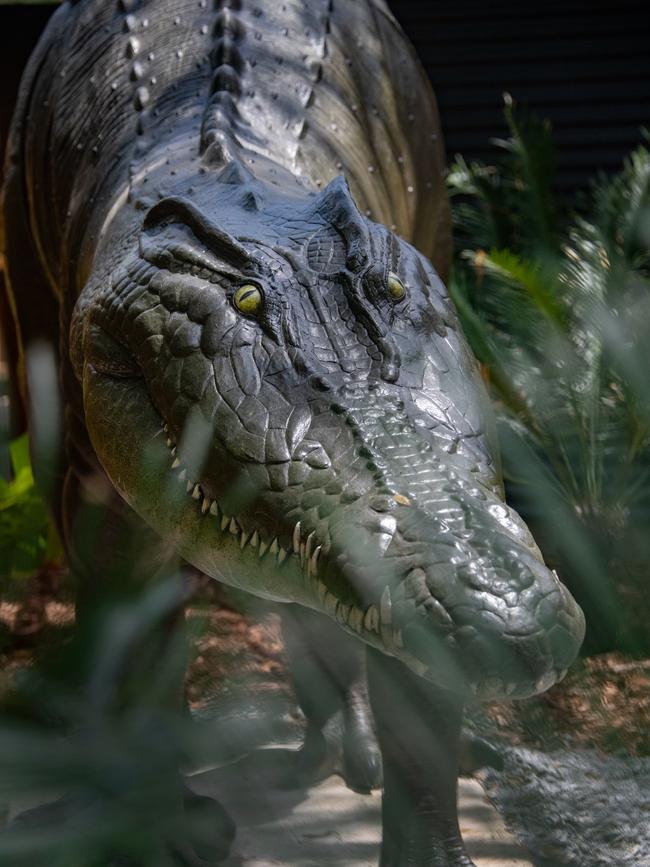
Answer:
[474,653,650,757]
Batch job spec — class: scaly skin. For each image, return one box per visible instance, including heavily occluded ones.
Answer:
[2,1,585,863]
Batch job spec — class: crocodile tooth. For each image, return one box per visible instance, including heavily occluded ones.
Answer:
[171,446,177,457]
[259,539,270,558]
[316,580,328,604]
[324,592,338,617]
[292,521,301,553]
[269,538,279,555]
[192,485,202,500]
[535,671,556,693]
[408,659,429,678]
[229,518,240,535]
[305,531,315,563]
[201,498,211,514]
[166,437,173,448]
[364,605,379,633]
[299,543,306,568]
[172,458,181,470]
[163,423,168,433]
[240,531,250,550]
[336,602,351,625]
[209,501,219,517]
[392,629,404,649]
[348,607,363,634]
[186,480,194,493]
[250,530,259,549]
[380,587,392,625]
[277,546,288,565]
[310,546,322,576]
[221,514,230,531]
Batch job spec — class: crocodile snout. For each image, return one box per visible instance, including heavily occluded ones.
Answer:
[316,490,586,699]
[371,513,586,699]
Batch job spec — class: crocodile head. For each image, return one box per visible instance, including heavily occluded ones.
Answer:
[72,169,585,700]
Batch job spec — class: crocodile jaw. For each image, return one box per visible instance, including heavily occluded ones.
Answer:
[83,363,585,701]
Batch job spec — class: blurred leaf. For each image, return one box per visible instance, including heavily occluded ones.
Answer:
[0,435,61,582]
[470,248,566,326]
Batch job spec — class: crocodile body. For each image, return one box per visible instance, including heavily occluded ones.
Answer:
[2,1,585,864]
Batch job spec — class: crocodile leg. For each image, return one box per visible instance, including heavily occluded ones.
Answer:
[340,646,384,794]
[367,648,475,867]
[283,605,500,792]
[281,605,383,792]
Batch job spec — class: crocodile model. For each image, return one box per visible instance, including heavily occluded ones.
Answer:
[1,0,586,864]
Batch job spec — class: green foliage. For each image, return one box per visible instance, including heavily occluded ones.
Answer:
[448,95,559,259]
[0,576,194,866]
[0,435,61,585]
[449,102,650,653]
[0,461,283,864]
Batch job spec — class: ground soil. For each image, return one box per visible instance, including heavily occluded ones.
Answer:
[473,653,650,758]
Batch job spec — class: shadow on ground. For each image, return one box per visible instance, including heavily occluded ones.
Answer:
[189,746,533,867]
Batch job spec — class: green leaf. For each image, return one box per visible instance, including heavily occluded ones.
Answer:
[473,247,566,326]
[0,435,59,580]
[9,435,32,476]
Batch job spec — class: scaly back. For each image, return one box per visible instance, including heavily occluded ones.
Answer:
[11,0,449,299]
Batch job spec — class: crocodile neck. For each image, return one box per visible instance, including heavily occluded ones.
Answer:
[20,0,448,298]
[126,0,444,237]
[196,0,417,208]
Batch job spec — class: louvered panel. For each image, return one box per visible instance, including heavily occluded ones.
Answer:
[389,0,650,192]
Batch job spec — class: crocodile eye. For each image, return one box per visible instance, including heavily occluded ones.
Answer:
[234,283,263,315]
[387,272,406,302]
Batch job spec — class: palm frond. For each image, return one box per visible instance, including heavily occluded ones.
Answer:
[448,100,650,652]
[495,93,559,255]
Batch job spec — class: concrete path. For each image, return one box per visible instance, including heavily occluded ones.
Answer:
[190,747,534,867]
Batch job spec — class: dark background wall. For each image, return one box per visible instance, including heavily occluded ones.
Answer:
[393,0,650,192]
[0,1,649,192]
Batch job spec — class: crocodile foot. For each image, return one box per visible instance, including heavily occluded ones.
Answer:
[379,828,477,867]
[290,711,383,793]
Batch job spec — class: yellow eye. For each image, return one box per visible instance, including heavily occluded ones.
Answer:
[234,284,263,315]
[387,272,406,301]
